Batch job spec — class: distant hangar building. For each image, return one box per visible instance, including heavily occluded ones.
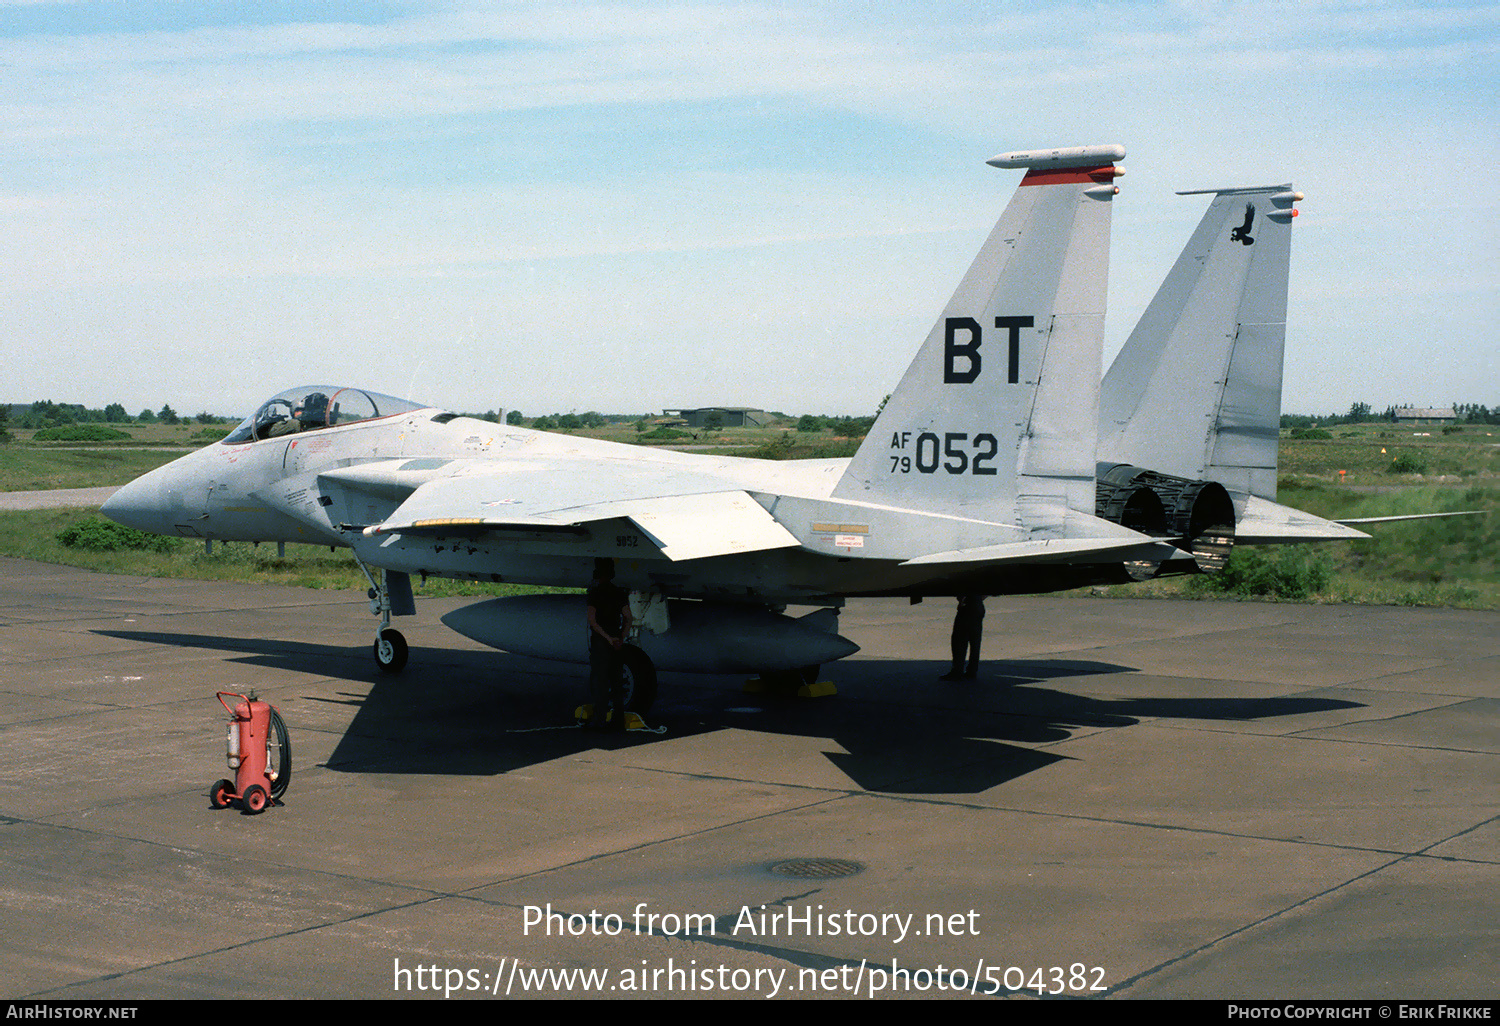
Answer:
[1393,407,1457,426]
[662,407,770,428]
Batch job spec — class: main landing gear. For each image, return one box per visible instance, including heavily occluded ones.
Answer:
[618,643,658,714]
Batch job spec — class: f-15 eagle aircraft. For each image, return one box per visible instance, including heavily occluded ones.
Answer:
[101,143,1370,707]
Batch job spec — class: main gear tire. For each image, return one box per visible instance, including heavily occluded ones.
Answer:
[619,644,657,714]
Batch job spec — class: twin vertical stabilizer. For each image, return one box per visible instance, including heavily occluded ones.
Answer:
[1099,185,1302,501]
[833,144,1125,536]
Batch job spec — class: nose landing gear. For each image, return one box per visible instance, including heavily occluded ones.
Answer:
[352,553,415,674]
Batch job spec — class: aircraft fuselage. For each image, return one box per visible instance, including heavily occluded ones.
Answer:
[106,409,1163,605]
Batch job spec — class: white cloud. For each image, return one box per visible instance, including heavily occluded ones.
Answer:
[0,1,1494,414]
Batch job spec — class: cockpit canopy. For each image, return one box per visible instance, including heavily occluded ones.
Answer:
[223,386,429,445]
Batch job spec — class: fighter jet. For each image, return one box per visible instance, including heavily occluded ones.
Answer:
[101,143,1368,706]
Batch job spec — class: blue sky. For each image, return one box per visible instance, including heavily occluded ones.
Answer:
[1,0,1495,418]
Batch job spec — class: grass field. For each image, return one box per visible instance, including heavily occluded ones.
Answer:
[0,507,561,599]
[1275,422,1500,482]
[2,422,1494,608]
[0,446,188,491]
[8,421,227,447]
[1110,481,1499,609]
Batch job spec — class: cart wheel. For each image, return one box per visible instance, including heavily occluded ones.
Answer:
[242,784,269,814]
[374,629,408,674]
[209,779,234,810]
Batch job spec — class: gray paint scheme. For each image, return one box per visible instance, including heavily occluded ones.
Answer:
[101,147,1386,673]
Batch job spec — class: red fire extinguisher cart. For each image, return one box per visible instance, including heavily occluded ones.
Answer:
[210,691,291,814]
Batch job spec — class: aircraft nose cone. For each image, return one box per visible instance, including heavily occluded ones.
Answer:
[100,473,166,534]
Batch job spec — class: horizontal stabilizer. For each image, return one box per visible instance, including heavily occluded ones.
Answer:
[1337,511,1488,525]
[1236,495,1370,543]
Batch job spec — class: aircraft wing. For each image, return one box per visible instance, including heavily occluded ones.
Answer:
[356,465,801,562]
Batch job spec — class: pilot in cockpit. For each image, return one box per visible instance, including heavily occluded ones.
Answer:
[230,387,421,446]
[294,392,330,431]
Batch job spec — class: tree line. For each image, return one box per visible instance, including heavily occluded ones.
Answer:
[5,394,1494,447]
[1281,402,1500,428]
[3,400,230,430]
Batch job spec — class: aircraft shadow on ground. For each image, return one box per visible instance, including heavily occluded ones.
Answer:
[95,628,1366,795]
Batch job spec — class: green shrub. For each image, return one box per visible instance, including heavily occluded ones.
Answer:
[1290,428,1332,440]
[1193,546,1332,600]
[32,425,131,442]
[745,435,860,460]
[57,517,177,552]
[1387,452,1428,474]
[637,427,687,441]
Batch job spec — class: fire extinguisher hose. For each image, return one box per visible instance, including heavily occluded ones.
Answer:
[269,707,292,800]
